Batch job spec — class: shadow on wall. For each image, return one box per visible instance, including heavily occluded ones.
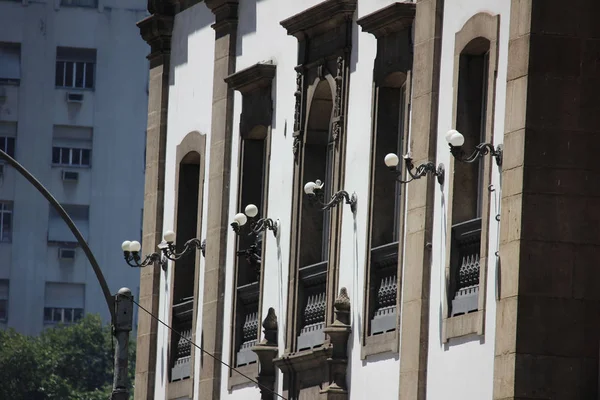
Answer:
[169,2,214,85]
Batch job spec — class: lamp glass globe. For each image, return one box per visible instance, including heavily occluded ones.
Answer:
[163,230,176,243]
[304,181,316,195]
[384,153,399,168]
[449,131,465,147]
[130,241,141,252]
[233,213,248,226]
[121,241,131,252]
[245,204,259,218]
[445,129,459,143]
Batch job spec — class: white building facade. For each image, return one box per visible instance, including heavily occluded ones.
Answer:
[135,0,600,399]
[0,0,148,335]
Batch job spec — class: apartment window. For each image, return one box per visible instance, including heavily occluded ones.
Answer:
[48,204,89,243]
[55,47,96,89]
[43,282,85,325]
[52,147,91,167]
[0,280,8,322]
[0,202,12,243]
[0,137,15,158]
[0,43,20,84]
[60,0,98,8]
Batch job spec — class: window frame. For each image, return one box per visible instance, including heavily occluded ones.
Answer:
[0,136,15,158]
[55,47,96,90]
[43,307,84,324]
[442,12,500,342]
[52,146,92,167]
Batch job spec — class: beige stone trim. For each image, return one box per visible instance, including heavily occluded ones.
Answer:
[398,0,444,398]
[166,131,207,399]
[442,12,500,343]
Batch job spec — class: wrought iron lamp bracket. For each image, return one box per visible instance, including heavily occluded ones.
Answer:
[123,238,203,272]
[231,217,279,237]
[395,156,445,185]
[309,188,357,213]
[450,143,503,167]
[124,251,167,271]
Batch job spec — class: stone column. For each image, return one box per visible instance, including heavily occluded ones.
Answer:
[199,1,238,399]
[135,12,174,400]
[398,0,444,399]
[494,0,600,398]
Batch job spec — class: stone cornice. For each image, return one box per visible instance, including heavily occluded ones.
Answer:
[280,0,356,39]
[137,13,174,59]
[357,2,416,38]
[225,62,276,94]
[205,0,238,32]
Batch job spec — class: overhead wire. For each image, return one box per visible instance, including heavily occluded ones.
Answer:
[132,299,287,400]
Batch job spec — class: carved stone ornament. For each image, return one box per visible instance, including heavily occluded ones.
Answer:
[252,307,279,400]
[331,56,345,143]
[321,287,352,398]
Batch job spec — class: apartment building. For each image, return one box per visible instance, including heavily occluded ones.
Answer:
[0,0,148,335]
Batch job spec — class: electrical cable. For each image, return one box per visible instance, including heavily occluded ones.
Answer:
[132,299,287,400]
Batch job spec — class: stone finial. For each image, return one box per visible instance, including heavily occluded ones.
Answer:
[262,307,278,345]
[333,287,351,326]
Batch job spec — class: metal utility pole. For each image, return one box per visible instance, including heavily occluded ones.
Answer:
[0,149,134,400]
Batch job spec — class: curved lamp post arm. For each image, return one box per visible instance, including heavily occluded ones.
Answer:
[0,149,114,319]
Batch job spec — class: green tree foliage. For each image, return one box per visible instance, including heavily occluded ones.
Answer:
[0,314,135,400]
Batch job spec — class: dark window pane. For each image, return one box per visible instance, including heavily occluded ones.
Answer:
[44,307,52,322]
[55,61,65,86]
[6,138,14,158]
[53,308,62,322]
[52,147,60,164]
[64,308,73,323]
[0,138,4,152]
[73,309,83,321]
[0,300,7,320]
[72,149,81,165]
[61,148,70,164]
[2,213,11,241]
[81,149,90,166]
[75,62,84,88]
[65,62,74,88]
[85,62,94,89]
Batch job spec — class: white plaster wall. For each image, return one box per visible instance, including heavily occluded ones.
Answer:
[426,1,510,399]
[0,0,148,335]
[154,2,215,398]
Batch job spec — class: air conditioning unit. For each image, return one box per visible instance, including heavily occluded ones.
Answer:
[58,248,76,260]
[62,170,79,182]
[66,92,84,103]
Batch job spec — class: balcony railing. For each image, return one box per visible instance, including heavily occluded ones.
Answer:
[450,218,482,317]
[236,282,259,367]
[297,260,327,351]
[369,242,398,335]
[171,296,193,381]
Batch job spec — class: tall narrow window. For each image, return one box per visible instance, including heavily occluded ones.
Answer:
[55,47,96,89]
[449,39,490,318]
[357,2,416,357]
[225,63,275,387]
[296,80,334,352]
[0,42,20,84]
[0,280,8,322]
[0,201,13,243]
[170,152,200,383]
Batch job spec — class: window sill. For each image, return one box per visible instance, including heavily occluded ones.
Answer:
[52,164,91,169]
[167,378,192,400]
[443,310,484,343]
[274,344,331,375]
[228,362,258,390]
[55,87,95,91]
[361,330,397,359]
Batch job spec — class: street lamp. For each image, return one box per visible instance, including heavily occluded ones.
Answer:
[445,129,503,166]
[304,179,357,213]
[0,148,132,400]
[384,152,445,185]
[121,230,203,271]
[231,204,279,237]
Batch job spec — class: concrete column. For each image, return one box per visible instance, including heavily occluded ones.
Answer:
[398,0,444,399]
[135,13,173,400]
[199,1,238,399]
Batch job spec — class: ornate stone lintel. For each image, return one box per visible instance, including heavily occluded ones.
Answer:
[356,2,416,39]
[206,0,239,34]
[252,308,279,400]
[321,288,351,398]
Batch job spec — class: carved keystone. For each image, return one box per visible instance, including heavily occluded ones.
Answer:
[252,307,278,400]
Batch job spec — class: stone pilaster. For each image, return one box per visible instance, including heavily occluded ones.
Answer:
[135,12,174,400]
[398,0,444,399]
[199,1,238,399]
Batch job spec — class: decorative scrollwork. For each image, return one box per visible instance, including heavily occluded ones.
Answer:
[450,143,503,166]
[393,156,445,185]
[123,238,203,272]
[331,56,344,142]
[306,179,357,213]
